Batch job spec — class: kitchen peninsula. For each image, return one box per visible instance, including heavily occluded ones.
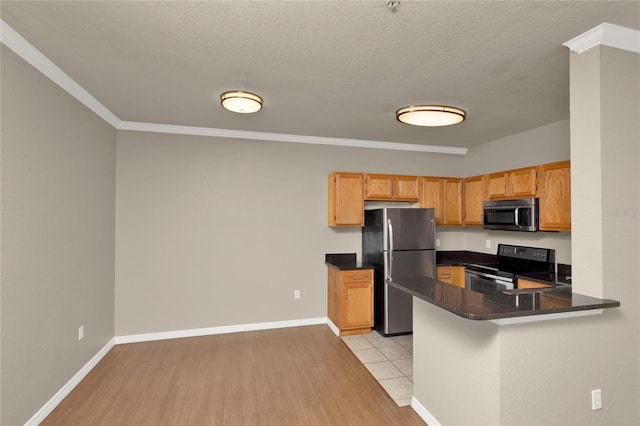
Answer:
[393,274,621,425]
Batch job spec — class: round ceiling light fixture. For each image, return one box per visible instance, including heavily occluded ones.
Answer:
[396,105,466,127]
[220,90,263,113]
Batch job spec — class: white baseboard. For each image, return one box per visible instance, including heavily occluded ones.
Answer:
[411,397,441,426]
[24,338,116,426]
[114,317,329,344]
[326,319,340,336]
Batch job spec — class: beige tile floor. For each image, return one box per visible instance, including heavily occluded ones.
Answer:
[341,331,413,406]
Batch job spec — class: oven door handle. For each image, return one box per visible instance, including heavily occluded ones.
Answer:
[467,271,513,284]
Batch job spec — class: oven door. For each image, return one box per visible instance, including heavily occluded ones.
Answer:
[465,270,514,295]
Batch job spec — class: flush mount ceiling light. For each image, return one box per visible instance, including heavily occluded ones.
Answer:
[396,105,466,127]
[220,91,263,113]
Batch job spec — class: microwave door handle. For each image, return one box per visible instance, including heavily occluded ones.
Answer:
[514,207,520,227]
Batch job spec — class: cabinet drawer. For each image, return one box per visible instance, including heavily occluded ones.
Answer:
[342,269,373,283]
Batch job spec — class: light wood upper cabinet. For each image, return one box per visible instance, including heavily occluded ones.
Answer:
[420,177,444,224]
[487,166,538,199]
[395,175,421,200]
[442,178,464,226]
[364,174,393,199]
[487,172,508,199]
[463,175,486,226]
[364,174,420,201]
[420,177,462,225]
[510,167,538,197]
[328,162,569,229]
[328,172,364,227]
[539,160,571,231]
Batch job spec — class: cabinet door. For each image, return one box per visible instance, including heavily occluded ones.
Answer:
[463,175,486,226]
[328,172,364,227]
[509,167,538,197]
[364,174,393,199]
[342,283,373,329]
[442,178,463,225]
[437,266,465,287]
[450,266,466,288]
[394,175,420,200]
[539,161,571,231]
[420,177,443,224]
[487,172,508,199]
[436,266,452,283]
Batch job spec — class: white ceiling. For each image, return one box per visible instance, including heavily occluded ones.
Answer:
[2,1,639,150]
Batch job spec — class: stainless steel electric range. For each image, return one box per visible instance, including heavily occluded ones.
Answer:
[464,244,555,295]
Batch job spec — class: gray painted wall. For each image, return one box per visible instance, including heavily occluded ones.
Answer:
[114,131,464,335]
[463,119,570,177]
[0,47,116,425]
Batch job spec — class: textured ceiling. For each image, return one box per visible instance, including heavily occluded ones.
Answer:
[2,1,639,149]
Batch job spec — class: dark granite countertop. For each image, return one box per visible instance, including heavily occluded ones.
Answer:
[436,250,497,266]
[388,276,620,321]
[325,253,373,271]
[436,250,573,287]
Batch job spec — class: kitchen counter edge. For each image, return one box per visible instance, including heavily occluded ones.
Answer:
[388,276,620,323]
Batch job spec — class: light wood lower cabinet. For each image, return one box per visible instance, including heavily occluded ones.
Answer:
[517,279,553,289]
[436,266,466,288]
[327,267,373,335]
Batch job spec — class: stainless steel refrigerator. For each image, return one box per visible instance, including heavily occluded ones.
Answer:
[362,208,436,336]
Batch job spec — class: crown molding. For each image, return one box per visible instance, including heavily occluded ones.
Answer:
[117,121,469,154]
[563,23,640,54]
[1,18,467,155]
[0,19,121,127]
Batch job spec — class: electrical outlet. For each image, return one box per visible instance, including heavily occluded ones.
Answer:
[294,290,300,299]
[435,239,441,247]
[78,325,84,341]
[486,239,491,248]
[592,389,602,410]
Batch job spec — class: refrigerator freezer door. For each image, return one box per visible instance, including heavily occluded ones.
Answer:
[384,208,435,251]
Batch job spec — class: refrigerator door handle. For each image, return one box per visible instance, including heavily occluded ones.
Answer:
[387,218,394,252]
[384,251,393,281]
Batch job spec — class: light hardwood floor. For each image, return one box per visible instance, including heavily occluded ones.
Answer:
[42,325,426,425]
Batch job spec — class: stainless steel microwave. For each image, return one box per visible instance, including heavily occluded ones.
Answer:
[482,198,539,232]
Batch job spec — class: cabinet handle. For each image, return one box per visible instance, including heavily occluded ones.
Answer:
[350,276,366,280]
[345,288,348,299]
